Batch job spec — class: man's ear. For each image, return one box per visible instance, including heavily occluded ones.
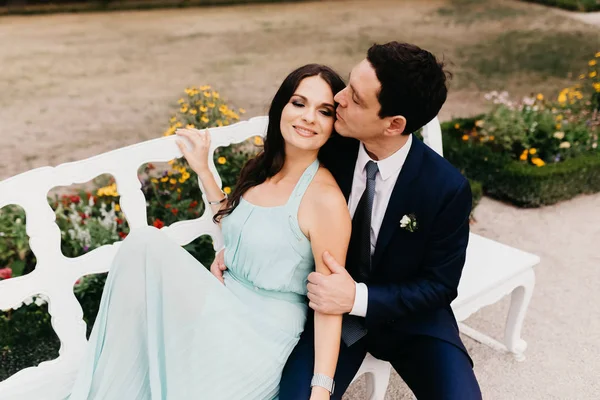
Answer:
[385,116,406,137]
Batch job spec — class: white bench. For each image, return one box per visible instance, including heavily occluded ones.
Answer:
[0,116,539,400]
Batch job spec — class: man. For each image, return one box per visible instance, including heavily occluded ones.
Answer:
[281,42,480,399]
[213,41,481,399]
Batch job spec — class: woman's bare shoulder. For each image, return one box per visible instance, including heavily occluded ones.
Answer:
[306,167,348,215]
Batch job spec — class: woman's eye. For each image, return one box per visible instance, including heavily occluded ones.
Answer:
[320,110,333,117]
[292,101,304,107]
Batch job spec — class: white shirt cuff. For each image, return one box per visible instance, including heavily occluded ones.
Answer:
[349,282,368,317]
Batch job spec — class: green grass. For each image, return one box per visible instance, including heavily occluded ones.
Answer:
[438,0,530,24]
[0,0,306,16]
[459,30,600,88]
[520,0,600,12]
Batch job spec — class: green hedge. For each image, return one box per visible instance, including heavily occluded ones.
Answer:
[520,0,600,12]
[442,118,600,207]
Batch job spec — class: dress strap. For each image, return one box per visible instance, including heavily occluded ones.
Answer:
[285,159,320,212]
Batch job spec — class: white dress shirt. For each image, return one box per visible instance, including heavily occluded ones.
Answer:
[349,134,413,317]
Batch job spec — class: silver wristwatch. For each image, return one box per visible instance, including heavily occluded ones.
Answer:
[310,373,335,395]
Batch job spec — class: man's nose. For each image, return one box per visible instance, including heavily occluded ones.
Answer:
[334,88,346,106]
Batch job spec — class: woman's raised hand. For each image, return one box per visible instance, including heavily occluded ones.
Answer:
[175,129,211,175]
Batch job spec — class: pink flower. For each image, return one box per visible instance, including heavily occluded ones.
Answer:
[0,267,13,280]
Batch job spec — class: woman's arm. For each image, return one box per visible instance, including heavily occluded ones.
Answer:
[305,182,352,398]
[175,129,227,218]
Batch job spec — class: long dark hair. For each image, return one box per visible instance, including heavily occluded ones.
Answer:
[214,64,346,223]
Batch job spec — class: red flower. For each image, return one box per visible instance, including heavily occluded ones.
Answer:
[147,163,155,170]
[118,232,127,239]
[189,200,198,209]
[70,195,81,204]
[165,204,171,209]
[115,218,124,225]
[0,267,13,280]
[153,219,165,229]
[86,192,92,200]
[171,208,178,215]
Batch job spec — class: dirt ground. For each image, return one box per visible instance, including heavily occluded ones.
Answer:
[0,0,593,180]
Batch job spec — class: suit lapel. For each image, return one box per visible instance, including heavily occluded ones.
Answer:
[372,135,424,269]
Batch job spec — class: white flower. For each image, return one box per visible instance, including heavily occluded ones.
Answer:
[400,215,411,228]
[559,141,571,149]
[554,131,565,140]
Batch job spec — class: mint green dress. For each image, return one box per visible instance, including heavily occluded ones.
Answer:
[67,159,320,400]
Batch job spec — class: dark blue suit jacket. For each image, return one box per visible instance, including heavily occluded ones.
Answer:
[320,134,473,363]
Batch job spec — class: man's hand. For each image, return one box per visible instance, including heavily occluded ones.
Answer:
[307,251,356,315]
[210,249,227,284]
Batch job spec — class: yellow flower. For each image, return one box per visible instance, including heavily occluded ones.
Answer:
[489,135,495,141]
[219,105,228,113]
[179,177,186,184]
[223,186,232,194]
[529,148,537,155]
[203,91,211,98]
[556,114,563,121]
[536,93,544,101]
[254,136,264,146]
[176,122,183,128]
[170,178,177,185]
[151,178,158,184]
[161,176,169,182]
[186,124,195,129]
[212,91,220,99]
[579,74,586,80]
[182,172,190,180]
[239,108,246,114]
[556,124,562,130]
[178,98,185,104]
[170,116,177,123]
[201,116,209,123]
[114,204,121,212]
[590,60,597,66]
[177,188,182,193]
[461,134,469,141]
[590,71,597,78]
[200,106,208,112]
[217,156,227,165]
[168,160,175,165]
[180,105,188,113]
[200,85,211,91]
[217,121,223,127]
[454,123,460,129]
[520,153,528,161]
[475,120,484,128]
[190,109,197,115]
[531,157,545,167]
[596,52,600,58]
[208,102,216,108]
[594,82,600,93]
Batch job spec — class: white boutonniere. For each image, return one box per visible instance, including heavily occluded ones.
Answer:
[400,213,418,232]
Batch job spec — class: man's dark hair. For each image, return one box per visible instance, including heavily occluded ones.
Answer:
[367,41,450,135]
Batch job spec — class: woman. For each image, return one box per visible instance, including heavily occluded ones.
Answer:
[67,64,351,400]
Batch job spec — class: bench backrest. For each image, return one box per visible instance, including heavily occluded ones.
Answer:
[0,116,442,399]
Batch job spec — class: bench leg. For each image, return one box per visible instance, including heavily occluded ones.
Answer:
[503,269,535,362]
[364,367,392,400]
